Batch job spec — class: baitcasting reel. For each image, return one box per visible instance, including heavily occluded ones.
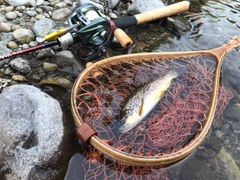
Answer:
[66,4,115,62]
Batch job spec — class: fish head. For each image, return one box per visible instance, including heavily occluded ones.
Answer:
[119,109,139,133]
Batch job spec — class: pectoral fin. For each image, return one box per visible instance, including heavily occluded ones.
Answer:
[139,99,144,116]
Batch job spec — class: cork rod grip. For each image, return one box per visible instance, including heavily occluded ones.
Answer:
[135,1,190,24]
[113,28,133,48]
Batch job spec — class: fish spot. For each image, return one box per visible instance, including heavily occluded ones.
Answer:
[22,131,38,149]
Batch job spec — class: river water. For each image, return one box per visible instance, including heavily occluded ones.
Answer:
[64,0,240,179]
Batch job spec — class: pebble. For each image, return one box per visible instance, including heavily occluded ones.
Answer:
[35,14,46,20]
[5,6,14,12]
[7,41,18,49]
[108,0,119,9]
[33,18,53,37]
[43,62,58,72]
[0,14,6,23]
[36,48,55,60]
[63,0,72,6]
[5,0,30,6]
[55,2,67,8]
[11,74,27,81]
[127,0,165,15]
[49,0,60,6]
[13,28,35,44]
[5,12,17,20]
[35,7,43,13]
[0,22,11,32]
[22,44,29,49]
[51,8,71,20]
[25,10,37,17]
[29,41,38,47]
[109,12,118,19]
[36,0,44,6]
[10,57,31,74]
[11,24,21,31]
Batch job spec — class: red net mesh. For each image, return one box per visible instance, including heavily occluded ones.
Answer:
[81,145,168,180]
[75,54,233,179]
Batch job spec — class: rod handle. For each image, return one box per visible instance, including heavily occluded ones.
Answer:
[135,1,190,24]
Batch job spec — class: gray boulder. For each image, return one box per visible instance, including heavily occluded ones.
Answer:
[127,0,165,15]
[0,84,64,179]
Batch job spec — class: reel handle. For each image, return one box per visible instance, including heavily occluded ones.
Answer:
[113,28,133,48]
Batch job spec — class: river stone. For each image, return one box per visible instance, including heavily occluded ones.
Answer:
[13,28,35,44]
[10,57,31,74]
[179,157,216,180]
[0,22,11,32]
[51,50,84,76]
[108,0,119,9]
[33,18,54,37]
[0,44,12,67]
[0,32,14,46]
[127,0,165,15]
[78,0,104,12]
[224,106,240,121]
[52,8,71,20]
[5,0,30,6]
[5,11,17,20]
[0,84,63,179]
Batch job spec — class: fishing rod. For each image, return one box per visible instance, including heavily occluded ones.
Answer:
[0,1,190,62]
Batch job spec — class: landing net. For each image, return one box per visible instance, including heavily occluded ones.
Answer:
[75,54,233,156]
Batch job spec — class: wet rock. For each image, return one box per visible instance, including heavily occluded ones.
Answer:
[43,62,58,72]
[179,157,217,180]
[0,84,63,179]
[127,0,165,15]
[224,106,240,121]
[204,135,223,153]
[230,121,240,131]
[64,153,84,180]
[10,57,31,74]
[36,48,55,59]
[33,18,54,37]
[163,16,192,36]
[13,28,35,44]
[52,8,71,20]
[39,77,73,89]
[52,50,84,76]
[218,147,240,179]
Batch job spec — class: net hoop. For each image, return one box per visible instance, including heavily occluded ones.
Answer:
[71,36,240,167]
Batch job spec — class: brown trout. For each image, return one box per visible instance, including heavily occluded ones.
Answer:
[119,71,178,133]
